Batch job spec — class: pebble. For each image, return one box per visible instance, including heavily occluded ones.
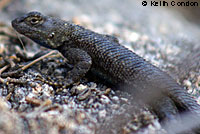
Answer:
[197,96,200,105]
[77,88,91,101]
[121,97,128,102]
[128,32,141,42]
[111,104,119,109]
[73,14,92,26]
[112,96,119,101]
[77,84,87,91]
[183,79,192,87]
[0,43,5,54]
[99,110,107,118]
[100,95,110,104]
[104,22,117,34]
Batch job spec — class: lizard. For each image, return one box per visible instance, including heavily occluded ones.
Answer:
[11,11,200,126]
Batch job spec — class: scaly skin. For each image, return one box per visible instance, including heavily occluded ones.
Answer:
[11,12,200,122]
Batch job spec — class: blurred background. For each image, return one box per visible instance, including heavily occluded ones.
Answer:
[0,0,200,134]
[0,0,200,35]
[1,0,199,57]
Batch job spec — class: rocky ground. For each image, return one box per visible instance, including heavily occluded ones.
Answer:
[0,0,200,134]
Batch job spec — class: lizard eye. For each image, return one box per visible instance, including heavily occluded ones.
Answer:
[27,16,42,25]
[30,18,39,25]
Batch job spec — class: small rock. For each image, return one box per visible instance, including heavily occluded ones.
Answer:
[76,84,88,91]
[99,110,107,118]
[100,95,110,104]
[183,80,192,87]
[112,96,119,101]
[121,97,128,102]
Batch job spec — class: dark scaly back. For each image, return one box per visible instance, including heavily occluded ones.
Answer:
[66,23,150,82]
[65,22,200,115]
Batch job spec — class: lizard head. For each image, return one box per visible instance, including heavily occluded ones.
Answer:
[12,11,68,49]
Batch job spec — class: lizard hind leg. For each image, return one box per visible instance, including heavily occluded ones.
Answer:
[152,96,179,121]
[151,96,183,133]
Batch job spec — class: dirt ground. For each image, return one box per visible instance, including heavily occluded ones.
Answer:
[0,0,200,134]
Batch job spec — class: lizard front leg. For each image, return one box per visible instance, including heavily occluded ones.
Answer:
[59,48,92,88]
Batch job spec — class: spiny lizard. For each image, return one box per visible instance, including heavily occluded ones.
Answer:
[11,12,200,125]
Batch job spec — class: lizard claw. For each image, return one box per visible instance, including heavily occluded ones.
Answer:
[62,79,74,89]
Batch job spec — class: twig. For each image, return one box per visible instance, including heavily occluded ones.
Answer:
[0,50,57,78]
[15,31,26,51]
[0,65,9,75]
[21,50,57,70]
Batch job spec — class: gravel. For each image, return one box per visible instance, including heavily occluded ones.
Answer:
[0,0,200,134]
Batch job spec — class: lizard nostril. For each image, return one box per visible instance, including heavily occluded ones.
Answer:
[11,17,26,29]
[12,17,24,24]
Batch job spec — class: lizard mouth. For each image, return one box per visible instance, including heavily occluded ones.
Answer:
[12,16,51,49]
[12,17,39,39]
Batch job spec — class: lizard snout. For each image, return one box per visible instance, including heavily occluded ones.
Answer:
[11,16,26,29]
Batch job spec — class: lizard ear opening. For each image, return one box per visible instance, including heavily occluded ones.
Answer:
[48,32,55,39]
